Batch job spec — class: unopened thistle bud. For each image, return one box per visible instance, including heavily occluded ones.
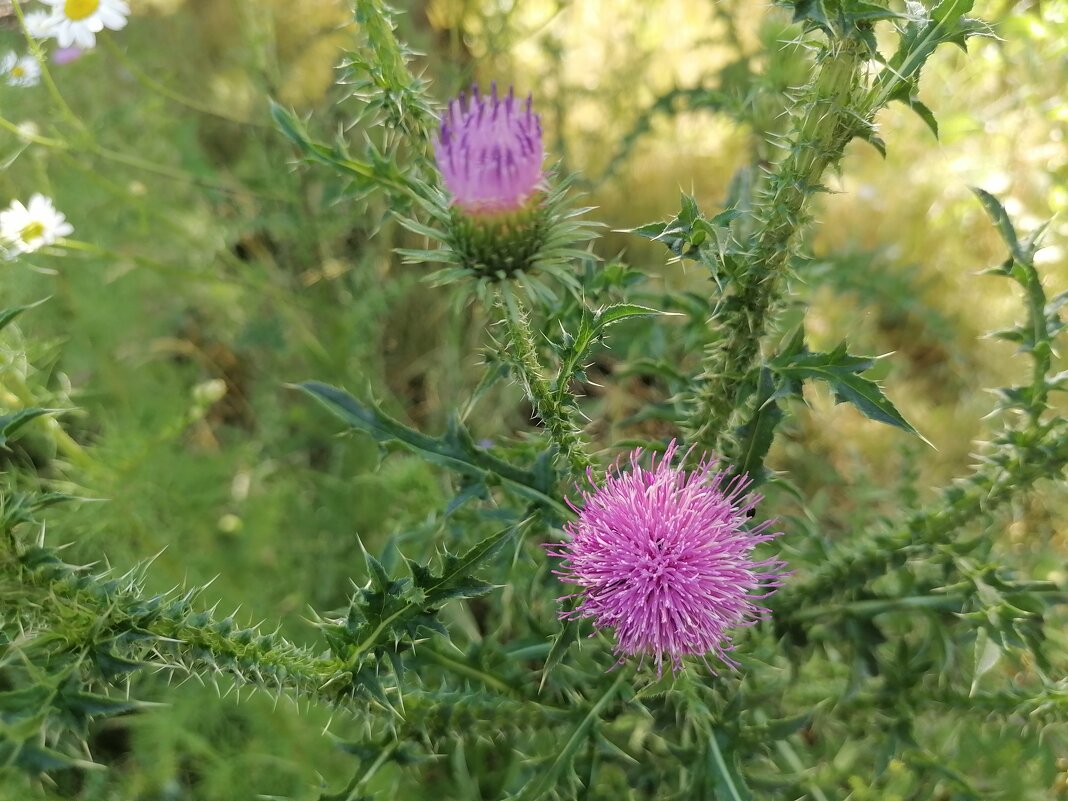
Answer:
[436,83,544,216]
[398,83,597,296]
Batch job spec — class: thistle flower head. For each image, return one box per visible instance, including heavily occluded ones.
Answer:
[435,83,544,215]
[399,83,595,295]
[548,441,784,675]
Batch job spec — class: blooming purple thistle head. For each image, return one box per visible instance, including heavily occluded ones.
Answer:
[547,441,785,675]
[435,83,545,215]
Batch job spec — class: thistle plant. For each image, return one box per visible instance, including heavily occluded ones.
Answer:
[2,1,1067,799]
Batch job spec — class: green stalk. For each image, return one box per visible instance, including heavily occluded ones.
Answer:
[495,285,592,477]
[776,418,1068,614]
[686,37,870,454]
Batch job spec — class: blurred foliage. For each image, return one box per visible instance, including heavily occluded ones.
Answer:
[0,0,1066,799]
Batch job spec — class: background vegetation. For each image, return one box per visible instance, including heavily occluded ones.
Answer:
[1,0,1066,798]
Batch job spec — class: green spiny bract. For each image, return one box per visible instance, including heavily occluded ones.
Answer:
[397,177,598,303]
[446,202,552,280]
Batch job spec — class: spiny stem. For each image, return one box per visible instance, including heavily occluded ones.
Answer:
[495,285,592,477]
[686,37,870,455]
[776,418,1068,615]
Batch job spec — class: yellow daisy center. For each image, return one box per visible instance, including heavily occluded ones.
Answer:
[20,222,45,243]
[11,65,25,78]
[64,0,101,21]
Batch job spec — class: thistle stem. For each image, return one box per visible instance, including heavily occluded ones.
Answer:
[776,418,1068,615]
[686,37,870,454]
[495,286,592,477]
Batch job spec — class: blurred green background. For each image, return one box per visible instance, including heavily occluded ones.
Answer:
[1,0,1066,798]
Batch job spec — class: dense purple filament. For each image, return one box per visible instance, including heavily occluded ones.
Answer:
[547,441,785,675]
[435,83,545,214]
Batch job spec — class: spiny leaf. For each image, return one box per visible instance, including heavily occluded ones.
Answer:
[426,525,514,606]
[706,732,752,801]
[513,673,626,801]
[770,342,925,441]
[594,303,665,330]
[540,614,581,692]
[60,691,155,720]
[2,741,98,773]
[932,0,974,23]
[340,526,515,663]
[359,537,391,592]
[0,408,64,448]
[906,97,939,138]
[973,187,1027,264]
[734,367,785,485]
[295,382,565,515]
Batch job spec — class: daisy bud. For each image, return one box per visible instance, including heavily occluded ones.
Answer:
[547,441,785,675]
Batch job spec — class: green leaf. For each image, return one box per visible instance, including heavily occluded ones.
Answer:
[969,628,1002,696]
[907,97,939,138]
[973,187,1027,264]
[540,613,581,692]
[623,194,733,271]
[423,526,514,607]
[0,298,48,333]
[551,303,668,411]
[60,691,152,720]
[706,732,752,801]
[734,368,785,485]
[393,214,446,242]
[92,648,147,679]
[879,1,993,101]
[0,408,63,448]
[787,0,831,32]
[514,673,626,801]
[270,99,410,195]
[845,1,906,23]
[0,686,53,718]
[327,525,517,666]
[359,538,391,592]
[295,382,566,516]
[857,125,887,157]
[932,0,974,23]
[10,742,98,773]
[594,303,666,330]
[771,343,926,441]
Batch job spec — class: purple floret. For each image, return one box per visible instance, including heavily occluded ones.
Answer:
[435,83,545,214]
[548,441,785,675]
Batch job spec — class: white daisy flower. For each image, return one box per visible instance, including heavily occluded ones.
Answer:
[40,0,130,49]
[1,52,42,88]
[23,11,57,39]
[0,195,74,258]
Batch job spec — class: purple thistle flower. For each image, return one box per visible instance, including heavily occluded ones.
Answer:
[547,441,785,675]
[435,83,545,215]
